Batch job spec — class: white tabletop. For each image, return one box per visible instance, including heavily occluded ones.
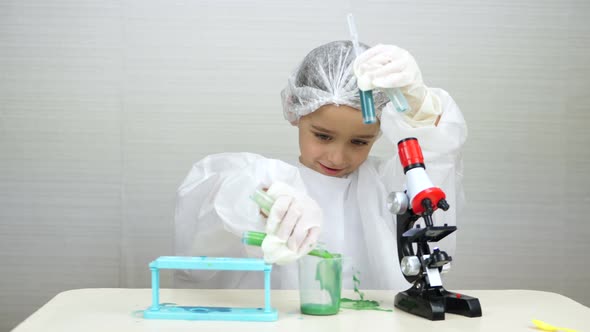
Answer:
[12,288,589,332]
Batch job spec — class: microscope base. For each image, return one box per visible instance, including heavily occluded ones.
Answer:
[394,287,482,321]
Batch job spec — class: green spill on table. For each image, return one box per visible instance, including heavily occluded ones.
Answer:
[340,271,392,312]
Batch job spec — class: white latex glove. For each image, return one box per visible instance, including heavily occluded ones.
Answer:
[353,44,442,127]
[260,182,322,265]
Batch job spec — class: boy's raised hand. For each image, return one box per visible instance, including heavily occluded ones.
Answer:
[353,44,423,91]
[354,44,442,127]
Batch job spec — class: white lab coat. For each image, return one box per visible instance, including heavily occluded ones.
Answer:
[174,88,467,291]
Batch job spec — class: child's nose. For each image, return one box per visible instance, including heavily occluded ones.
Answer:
[326,145,347,167]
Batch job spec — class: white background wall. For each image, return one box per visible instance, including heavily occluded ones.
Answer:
[1,0,589,330]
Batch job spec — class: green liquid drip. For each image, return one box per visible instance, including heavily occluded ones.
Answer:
[339,270,392,312]
[353,273,365,301]
[316,255,342,307]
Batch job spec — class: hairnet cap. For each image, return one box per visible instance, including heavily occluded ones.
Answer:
[281,40,389,126]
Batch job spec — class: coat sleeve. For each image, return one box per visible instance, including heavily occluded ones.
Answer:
[375,88,467,257]
[174,152,305,288]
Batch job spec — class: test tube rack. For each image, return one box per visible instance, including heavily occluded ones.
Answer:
[143,256,278,322]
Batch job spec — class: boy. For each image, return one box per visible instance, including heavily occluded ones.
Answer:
[175,41,466,290]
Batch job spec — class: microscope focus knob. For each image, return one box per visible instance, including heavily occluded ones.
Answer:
[387,192,409,215]
[401,256,421,276]
[428,248,452,268]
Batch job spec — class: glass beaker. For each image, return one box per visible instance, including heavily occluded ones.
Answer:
[297,254,343,315]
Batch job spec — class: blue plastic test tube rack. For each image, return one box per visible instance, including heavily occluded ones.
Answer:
[143,256,278,322]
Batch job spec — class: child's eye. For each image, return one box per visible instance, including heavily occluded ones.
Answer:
[351,139,369,146]
[314,133,332,141]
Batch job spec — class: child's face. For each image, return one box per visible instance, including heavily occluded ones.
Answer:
[298,104,380,177]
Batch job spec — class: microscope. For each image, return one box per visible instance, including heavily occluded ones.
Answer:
[387,137,482,321]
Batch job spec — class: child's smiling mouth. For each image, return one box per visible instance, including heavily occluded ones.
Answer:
[319,163,345,176]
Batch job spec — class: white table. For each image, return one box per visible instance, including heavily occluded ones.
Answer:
[12,289,589,332]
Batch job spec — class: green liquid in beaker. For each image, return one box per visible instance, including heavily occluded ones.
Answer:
[299,254,342,316]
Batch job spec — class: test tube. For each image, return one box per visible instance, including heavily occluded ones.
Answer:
[347,13,410,115]
[250,189,274,216]
[348,14,376,124]
[359,90,376,124]
[385,88,410,113]
[242,230,335,259]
